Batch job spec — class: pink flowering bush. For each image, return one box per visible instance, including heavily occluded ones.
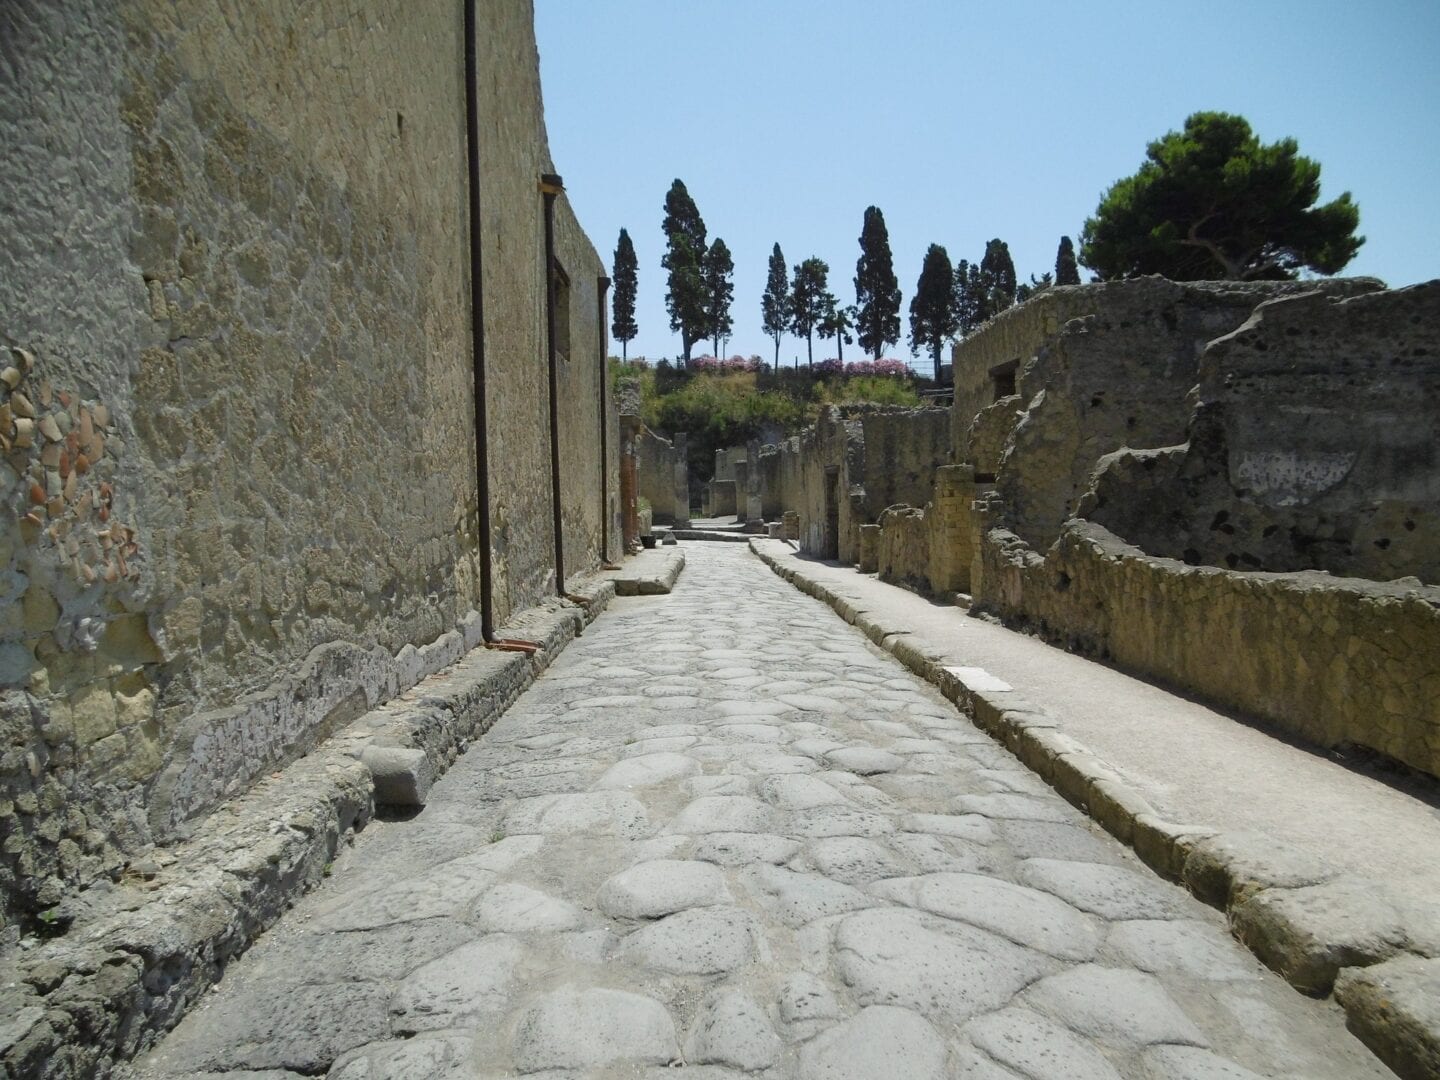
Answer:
[845,359,909,376]
[689,354,762,373]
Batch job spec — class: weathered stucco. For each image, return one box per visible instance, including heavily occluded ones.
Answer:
[0,0,611,930]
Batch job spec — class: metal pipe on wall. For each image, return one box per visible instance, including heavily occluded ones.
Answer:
[597,275,612,562]
[463,0,495,642]
[540,173,565,595]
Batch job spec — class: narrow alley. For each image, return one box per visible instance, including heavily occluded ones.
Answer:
[129,545,1388,1079]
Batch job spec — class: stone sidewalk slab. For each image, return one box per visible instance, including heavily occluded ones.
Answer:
[751,537,1440,1078]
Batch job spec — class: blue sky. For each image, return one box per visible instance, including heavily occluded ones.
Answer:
[535,1,1440,366]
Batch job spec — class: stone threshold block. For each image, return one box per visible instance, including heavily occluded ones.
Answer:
[601,547,685,595]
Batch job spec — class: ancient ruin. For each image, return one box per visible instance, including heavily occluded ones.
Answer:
[705,278,1438,782]
[2,1,1438,1077]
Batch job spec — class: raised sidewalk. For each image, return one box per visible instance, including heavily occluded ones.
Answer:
[750,538,1440,1080]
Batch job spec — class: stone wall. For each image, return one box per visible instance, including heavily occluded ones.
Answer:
[636,425,679,524]
[856,408,950,520]
[970,512,1440,780]
[0,0,610,930]
[871,465,978,598]
[1084,283,1440,583]
[952,278,1382,551]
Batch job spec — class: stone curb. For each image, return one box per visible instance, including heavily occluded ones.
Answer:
[749,538,1440,1079]
[0,579,616,1079]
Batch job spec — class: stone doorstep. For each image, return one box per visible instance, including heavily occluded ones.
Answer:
[0,577,617,1080]
[670,528,753,543]
[748,536,1440,1080]
[601,547,686,596]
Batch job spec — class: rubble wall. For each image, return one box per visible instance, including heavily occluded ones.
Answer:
[972,515,1440,780]
[0,0,608,928]
[953,279,1382,551]
[1085,283,1440,583]
[857,408,951,519]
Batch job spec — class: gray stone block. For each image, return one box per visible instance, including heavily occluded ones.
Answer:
[361,745,434,808]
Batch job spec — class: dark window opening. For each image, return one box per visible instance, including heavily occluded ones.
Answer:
[990,359,1019,401]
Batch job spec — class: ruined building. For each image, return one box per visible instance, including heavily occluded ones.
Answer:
[705,277,1440,782]
[1,1,619,1069]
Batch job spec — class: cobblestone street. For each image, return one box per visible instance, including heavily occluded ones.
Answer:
[131,545,1387,1079]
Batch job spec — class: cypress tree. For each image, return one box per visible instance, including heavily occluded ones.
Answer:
[661,179,708,363]
[761,244,790,367]
[980,238,1017,314]
[854,206,901,359]
[610,228,638,361]
[790,257,831,367]
[908,244,957,382]
[1055,235,1081,285]
[702,238,735,359]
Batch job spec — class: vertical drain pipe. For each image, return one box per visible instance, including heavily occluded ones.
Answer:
[463,0,495,643]
[597,275,612,563]
[540,173,566,596]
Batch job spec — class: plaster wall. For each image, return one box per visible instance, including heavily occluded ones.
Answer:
[0,0,609,927]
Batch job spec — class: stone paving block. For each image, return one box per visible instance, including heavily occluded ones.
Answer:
[684,989,783,1071]
[615,906,766,974]
[743,865,877,927]
[778,972,842,1024]
[501,791,651,839]
[389,935,525,1033]
[1021,857,1183,920]
[1023,964,1210,1048]
[1107,919,1263,981]
[834,908,1052,1024]
[468,882,587,933]
[329,1033,476,1080]
[511,987,678,1072]
[692,831,801,867]
[147,981,393,1075]
[597,859,731,919]
[666,795,774,834]
[756,773,849,810]
[1139,1045,1267,1079]
[902,871,1104,961]
[594,751,701,789]
[797,1006,948,1080]
[966,1005,1123,1080]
